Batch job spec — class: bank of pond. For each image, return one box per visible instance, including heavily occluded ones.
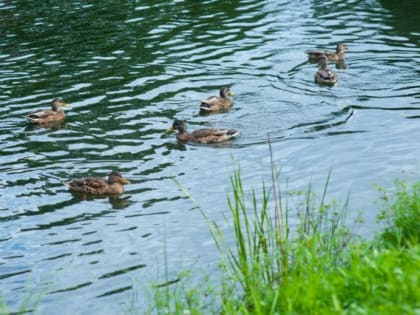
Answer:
[2,173,419,314]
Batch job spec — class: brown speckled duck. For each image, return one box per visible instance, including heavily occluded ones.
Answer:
[305,43,348,62]
[27,97,69,124]
[64,172,130,195]
[200,87,234,113]
[315,55,338,85]
[167,119,239,144]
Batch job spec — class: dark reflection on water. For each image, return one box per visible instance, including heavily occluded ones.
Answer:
[1,0,420,313]
[379,0,420,44]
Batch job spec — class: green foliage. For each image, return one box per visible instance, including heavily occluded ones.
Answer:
[145,273,219,315]
[6,173,419,314]
[147,173,420,315]
[376,181,420,247]
[213,169,353,314]
[215,173,420,314]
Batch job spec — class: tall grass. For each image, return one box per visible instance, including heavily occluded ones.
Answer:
[148,167,420,314]
[376,180,420,247]
[3,172,418,314]
[214,170,420,314]
[211,168,355,314]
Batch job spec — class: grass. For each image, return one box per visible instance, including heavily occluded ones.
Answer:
[147,168,420,314]
[376,180,420,248]
[2,171,420,314]
[0,277,44,315]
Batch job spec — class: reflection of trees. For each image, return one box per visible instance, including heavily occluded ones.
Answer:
[1,0,265,102]
[308,0,418,46]
[378,0,419,44]
[1,0,250,60]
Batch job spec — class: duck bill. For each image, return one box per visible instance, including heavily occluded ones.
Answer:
[166,127,174,133]
[228,92,234,96]
[62,102,70,107]
[119,177,131,185]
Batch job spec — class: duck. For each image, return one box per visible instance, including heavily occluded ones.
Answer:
[27,97,69,124]
[64,172,130,195]
[200,87,234,113]
[167,119,239,144]
[315,55,338,85]
[305,43,348,62]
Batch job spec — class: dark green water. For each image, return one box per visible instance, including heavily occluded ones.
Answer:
[1,0,419,313]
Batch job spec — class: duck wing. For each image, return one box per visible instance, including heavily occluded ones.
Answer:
[64,177,109,194]
[189,128,240,143]
[200,96,221,110]
[200,96,232,112]
[305,49,334,59]
[27,110,55,121]
[27,109,64,124]
[191,128,233,136]
[201,96,219,105]
[315,69,338,84]
[320,69,336,80]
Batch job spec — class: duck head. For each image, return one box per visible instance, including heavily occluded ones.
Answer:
[51,97,69,111]
[108,172,130,185]
[167,119,187,134]
[220,87,234,98]
[336,43,348,53]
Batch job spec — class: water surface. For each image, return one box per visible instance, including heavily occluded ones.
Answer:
[1,0,419,313]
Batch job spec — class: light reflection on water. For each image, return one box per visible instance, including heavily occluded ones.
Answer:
[0,0,419,313]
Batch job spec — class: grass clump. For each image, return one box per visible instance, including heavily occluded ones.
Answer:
[223,172,420,315]
[148,169,420,315]
[376,180,420,247]
[214,169,352,314]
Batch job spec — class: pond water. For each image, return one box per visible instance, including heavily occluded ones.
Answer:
[0,0,419,313]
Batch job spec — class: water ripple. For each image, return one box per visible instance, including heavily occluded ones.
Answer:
[1,0,419,313]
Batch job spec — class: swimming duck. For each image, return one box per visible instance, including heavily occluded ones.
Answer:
[315,55,338,85]
[167,119,239,144]
[200,87,234,113]
[27,97,69,124]
[305,43,348,62]
[64,172,130,195]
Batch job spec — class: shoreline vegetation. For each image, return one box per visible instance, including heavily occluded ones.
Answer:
[2,171,419,314]
[148,167,420,314]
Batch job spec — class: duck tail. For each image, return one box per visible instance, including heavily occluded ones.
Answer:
[200,102,212,111]
[27,116,38,123]
[228,129,240,138]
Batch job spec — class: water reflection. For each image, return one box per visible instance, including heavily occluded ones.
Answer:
[307,58,347,69]
[379,0,420,43]
[1,0,419,314]
[68,193,132,210]
[25,121,67,131]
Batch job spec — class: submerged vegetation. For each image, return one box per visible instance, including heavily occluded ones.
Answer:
[148,170,420,314]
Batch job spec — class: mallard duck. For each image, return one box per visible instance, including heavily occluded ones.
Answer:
[315,55,338,85]
[64,172,130,195]
[305,43,348,62]
[167,119,239,144]
[27,97,69,124]
[200,87,234,113]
